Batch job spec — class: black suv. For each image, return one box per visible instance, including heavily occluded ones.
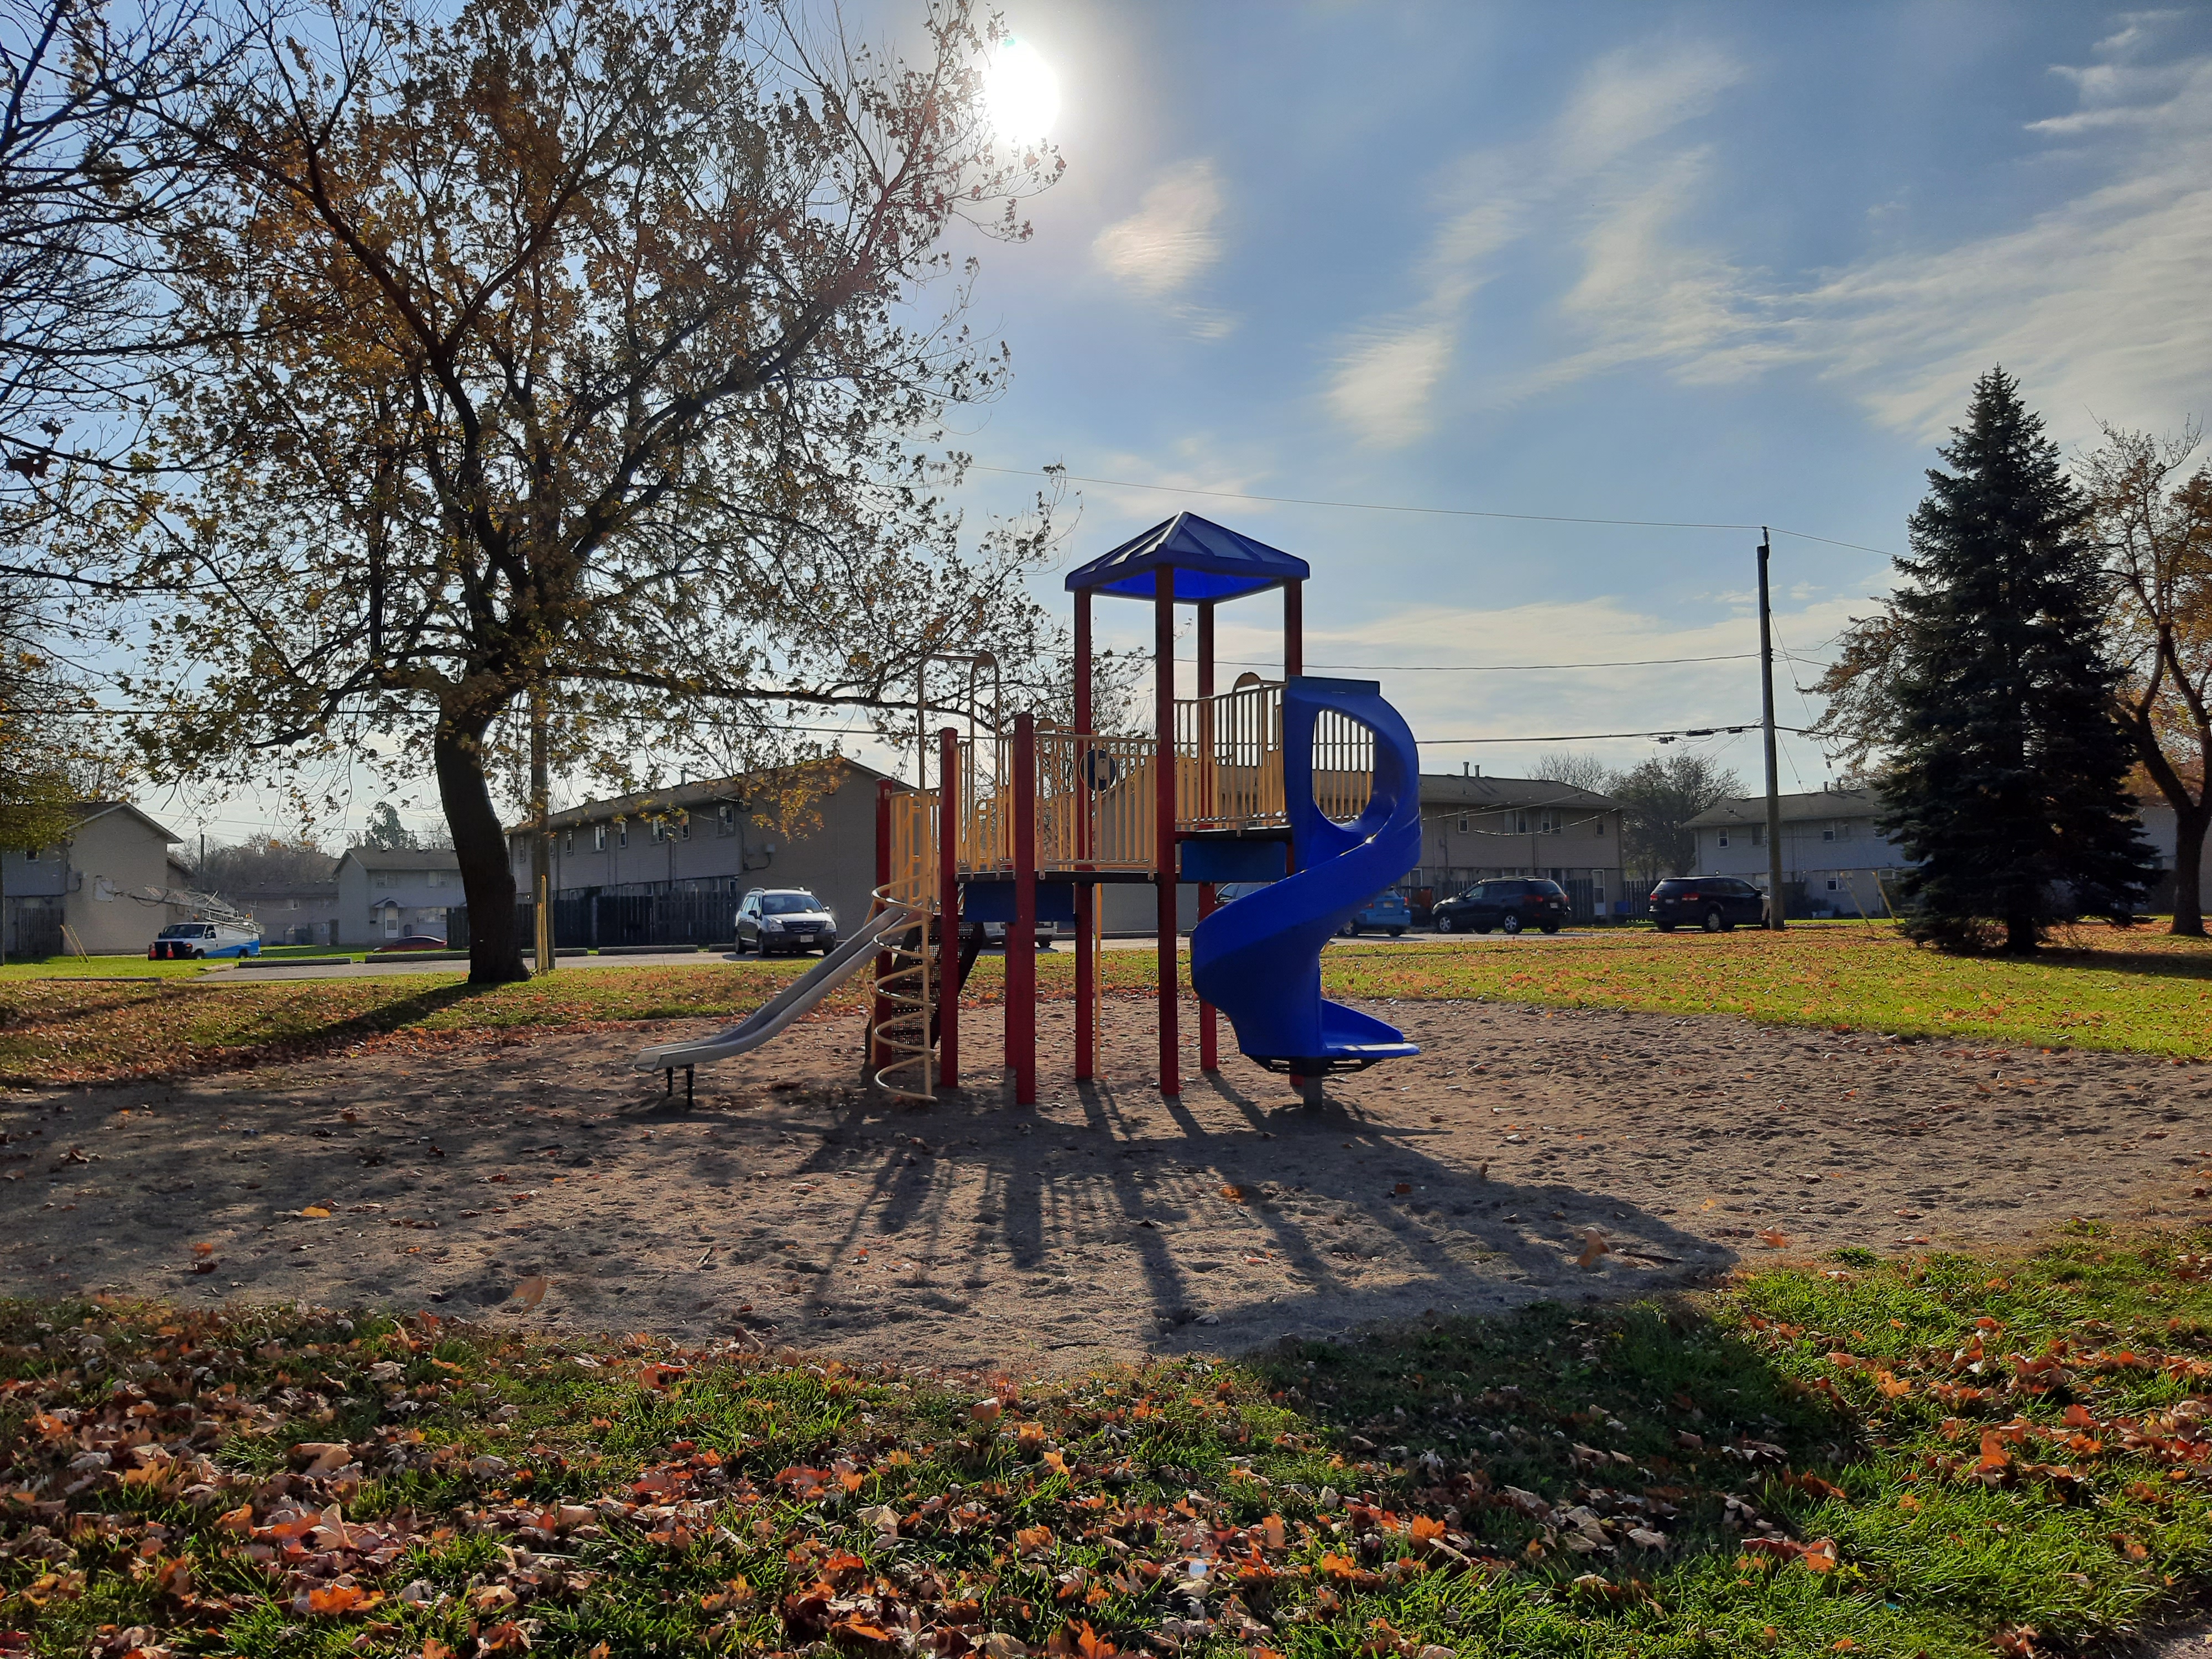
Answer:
[1431,878,1570,935]
[1649,877,1766,932]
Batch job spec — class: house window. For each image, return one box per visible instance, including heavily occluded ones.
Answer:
[650,818,666,844]
[676,812,691,841]
[426,870,441,888]
[1455,812,1469,834]
[593,823,607,852]
[22,846,36,862]
[1595,818,1605,836]
[1718,831,1730,848]
[564,830,575,853]
[1539,811,1557,834]
[1752,825,1766,847]
[616,821,628,849]
[1822,825,1836,842]
[717,804,735,837]
[1514,811,1530,834]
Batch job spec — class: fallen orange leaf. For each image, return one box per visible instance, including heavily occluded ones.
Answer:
[510,1275,548,1309]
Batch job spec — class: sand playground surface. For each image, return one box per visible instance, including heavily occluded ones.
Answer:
[4,992,2209,1370]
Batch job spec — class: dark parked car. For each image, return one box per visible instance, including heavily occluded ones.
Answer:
[369,933,448,953]
[963,919,1058,951]
[735,888,838,956]
[1430,878,1570,935]
[1649,877,1766,932]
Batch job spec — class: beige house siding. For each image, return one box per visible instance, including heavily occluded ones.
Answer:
[1,802,192,956]
[1410,775,1626,914]
[507,759,894,937]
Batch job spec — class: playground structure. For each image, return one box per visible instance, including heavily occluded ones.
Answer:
[640,512,1425,1102]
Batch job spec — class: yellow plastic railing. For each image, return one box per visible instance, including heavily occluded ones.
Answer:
[881,681,1376,894]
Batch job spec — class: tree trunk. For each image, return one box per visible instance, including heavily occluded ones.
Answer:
[433,704,526,984]
[2174,799,2211,937]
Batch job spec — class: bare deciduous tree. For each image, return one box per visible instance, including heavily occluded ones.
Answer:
[112,0,1068,982]
[2081,420,2212,935]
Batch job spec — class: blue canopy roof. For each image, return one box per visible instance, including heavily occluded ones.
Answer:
[1064,512,1311,602]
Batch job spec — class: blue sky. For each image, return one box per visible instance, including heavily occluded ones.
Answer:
[935,0,2212,792]
[160,2,2212,843]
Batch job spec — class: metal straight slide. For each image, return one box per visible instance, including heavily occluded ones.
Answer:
[634,900,923,1074]
[1190,676,1421,1073]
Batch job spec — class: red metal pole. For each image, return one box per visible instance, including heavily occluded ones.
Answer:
[1155,566,1179,1097]
[938,726,959,1089]
[1075,587,1093,729]
[1197,599,1217,1071]
[1074,884,1094,1079]
[872,779,893,1068]
[1074,588,1094,1080]
[1011,711,1038,1105]
[1282,580,1303,1096]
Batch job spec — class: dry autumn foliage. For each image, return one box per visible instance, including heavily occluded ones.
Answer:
[109,0,1070,982]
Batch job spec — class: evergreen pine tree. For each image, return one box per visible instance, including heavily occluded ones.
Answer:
[1881,367,2156,952]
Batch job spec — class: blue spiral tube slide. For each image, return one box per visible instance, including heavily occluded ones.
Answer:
[1190,676,1421,1073]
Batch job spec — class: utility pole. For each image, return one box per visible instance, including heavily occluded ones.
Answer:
[530,687,554,974]
[1758,529,1786,930]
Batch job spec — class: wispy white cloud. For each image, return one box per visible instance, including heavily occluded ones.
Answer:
[1319,43,1747,447]
[1552,43,1743,177]
[1325,321,1459,449]
[1331,19,2212,447]
[1092,159,1236,337]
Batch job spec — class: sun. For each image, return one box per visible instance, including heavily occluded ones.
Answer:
[982,36,1060,141]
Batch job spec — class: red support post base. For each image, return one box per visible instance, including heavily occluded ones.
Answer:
[938,727,959,1090]
[1010,712,1038,1106]
[1154,567,1179,1099]
[1074,884,1094,1081]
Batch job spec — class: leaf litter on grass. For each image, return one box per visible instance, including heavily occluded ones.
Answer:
[8,1231,2212,1656]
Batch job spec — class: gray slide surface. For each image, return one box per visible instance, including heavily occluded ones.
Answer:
[633,901,922,1072]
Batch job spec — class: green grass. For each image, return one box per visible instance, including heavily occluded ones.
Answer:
[6,1229,2212,1657]
[1326,921,2212,1056]
[6,923,2212,1085]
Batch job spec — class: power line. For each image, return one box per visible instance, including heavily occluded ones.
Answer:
[975,463,1903,560]
[1419,723,1821,747]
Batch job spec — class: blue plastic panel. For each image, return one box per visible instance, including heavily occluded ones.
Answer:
[1066,512,1311,602]
[1180,838,1288,883]
[958,880,1078,925]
